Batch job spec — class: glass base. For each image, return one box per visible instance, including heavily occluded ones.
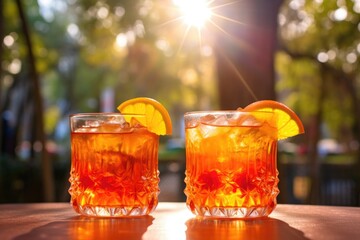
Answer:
[188,205,275,219]
[74,205,156,217]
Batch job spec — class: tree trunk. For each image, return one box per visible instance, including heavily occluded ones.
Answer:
[213,0,283,109]
[16,0,55,202]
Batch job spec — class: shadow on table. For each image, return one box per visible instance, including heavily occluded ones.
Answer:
[185,217,309,240]
[13,215,154,240]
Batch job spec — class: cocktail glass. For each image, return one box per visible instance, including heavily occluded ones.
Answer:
[184,110,279,218]
[69,113,160,217]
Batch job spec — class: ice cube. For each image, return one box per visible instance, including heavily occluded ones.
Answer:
[200,114,230,126]
[185,114,215,129]
[74,120,102,132]
[186,119,200,128]
[198,123,214,138]
[198,114,230,138]
[199,114,216,124]
[108,115,126,124]
[85,115,131,133]
[86,120,102,127]
[234,114,262,127]
[210,115,229,126]
[101,115,143,133]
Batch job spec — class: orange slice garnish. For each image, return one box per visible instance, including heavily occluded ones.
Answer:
[117,97,172,135]
[244,100,304,140]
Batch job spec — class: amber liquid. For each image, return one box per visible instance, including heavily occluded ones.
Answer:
[69,127,159,217]
[184,121,279,218]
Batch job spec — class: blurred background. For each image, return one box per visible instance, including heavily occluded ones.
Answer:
[0,0,359,206]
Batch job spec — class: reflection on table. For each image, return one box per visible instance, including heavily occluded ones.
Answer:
[0,202,359,240]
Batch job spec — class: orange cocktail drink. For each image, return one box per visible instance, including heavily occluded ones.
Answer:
[69,113,160,217]
[184,111,279,218]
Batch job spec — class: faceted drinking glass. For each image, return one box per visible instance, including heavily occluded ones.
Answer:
[184,111,279,218]
[69,113,160,217]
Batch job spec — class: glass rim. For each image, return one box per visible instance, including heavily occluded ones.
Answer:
[69,112,146,118]
[184,110,274,116]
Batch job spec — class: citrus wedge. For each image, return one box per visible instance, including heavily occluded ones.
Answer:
[117,97,172,135]
[244,100,304,140]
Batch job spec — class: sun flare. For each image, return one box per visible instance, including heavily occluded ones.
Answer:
[158,0,245,54]
[166,0,257,102]
[173,0,212,29]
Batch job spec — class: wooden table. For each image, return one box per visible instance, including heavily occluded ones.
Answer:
[0,202,359,240]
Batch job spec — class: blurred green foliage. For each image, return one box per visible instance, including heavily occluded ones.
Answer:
[277,0,360,143]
